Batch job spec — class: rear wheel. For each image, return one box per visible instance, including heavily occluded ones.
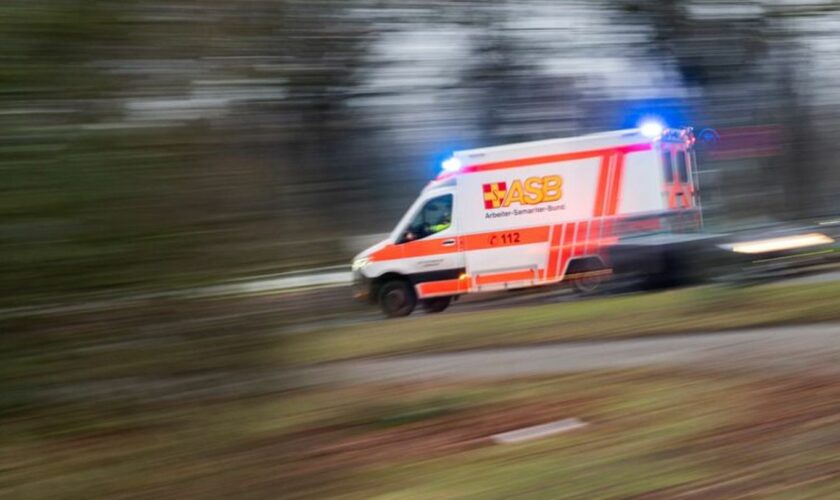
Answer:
[421,296,451,313]
[378,279,417,318]
[568,258,609,295]
[573,273,603,294]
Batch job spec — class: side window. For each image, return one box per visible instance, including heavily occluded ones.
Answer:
[662,151,674,183]
[399,194,453,243]
[676,151,689,183]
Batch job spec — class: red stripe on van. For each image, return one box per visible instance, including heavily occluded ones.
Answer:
[545,224,563,280]
[606,153,626,215]
[437,142,652,180]
[558,222,577,278]
[574,221,589,257]
[592,155,612,217]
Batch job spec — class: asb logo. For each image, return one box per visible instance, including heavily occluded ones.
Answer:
[482,182,508,209]
[482,175,563,209]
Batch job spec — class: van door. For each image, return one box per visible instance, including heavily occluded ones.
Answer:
[661,144,702,230]
[661,145,697,210]
[394,191,466,287]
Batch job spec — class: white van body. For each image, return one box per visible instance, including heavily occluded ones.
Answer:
[353,127,700,315]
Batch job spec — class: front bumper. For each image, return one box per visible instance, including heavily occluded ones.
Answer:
[352,270,373,302]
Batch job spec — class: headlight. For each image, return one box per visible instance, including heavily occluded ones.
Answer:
[352,257,370,271]
[729,233,834,254]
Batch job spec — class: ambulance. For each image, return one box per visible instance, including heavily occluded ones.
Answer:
[352,125,701,317]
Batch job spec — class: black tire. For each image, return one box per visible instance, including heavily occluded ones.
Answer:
[573,273,603,295]
[421,296,451,313]
[378,279,417,318]
[568,260,608,295]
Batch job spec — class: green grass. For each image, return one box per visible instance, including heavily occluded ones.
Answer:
[5,370,840,498]
[273,370,840,498]
[285,281,840,364]
[4,281,840,497]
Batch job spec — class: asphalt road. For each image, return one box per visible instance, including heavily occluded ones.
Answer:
[290,323,840,387]
[46,322,840,402]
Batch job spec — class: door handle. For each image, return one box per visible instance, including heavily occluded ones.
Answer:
[442,239,456,247]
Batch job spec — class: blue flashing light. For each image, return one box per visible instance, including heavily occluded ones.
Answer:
[639,120,665,138]
[441,157,462,172]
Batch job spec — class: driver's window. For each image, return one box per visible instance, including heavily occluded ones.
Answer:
[399,194,453,244]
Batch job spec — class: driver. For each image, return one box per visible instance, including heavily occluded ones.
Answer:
[427,211,451,234]
[404,199,451,242]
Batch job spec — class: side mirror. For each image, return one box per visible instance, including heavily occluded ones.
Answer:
[397,230,417,244]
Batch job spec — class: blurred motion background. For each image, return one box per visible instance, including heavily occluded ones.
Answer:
[4,0,840,305]
[5,1,840,498]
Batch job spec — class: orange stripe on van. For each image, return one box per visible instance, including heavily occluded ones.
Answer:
[416,278,468,298]
[461,226,550,251]
[372,226,552,262]
[370,236,458,261]
[475,269,539,286]
[371,216,624,265]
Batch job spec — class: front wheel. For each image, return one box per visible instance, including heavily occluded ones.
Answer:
[378,280,417,318]
[421,296,451,313]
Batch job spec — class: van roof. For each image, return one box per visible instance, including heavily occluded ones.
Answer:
[453,128,647,165]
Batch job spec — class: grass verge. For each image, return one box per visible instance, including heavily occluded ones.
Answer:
[5,369,840,498]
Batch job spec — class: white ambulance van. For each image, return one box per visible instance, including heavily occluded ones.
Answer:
[352,126,701,317]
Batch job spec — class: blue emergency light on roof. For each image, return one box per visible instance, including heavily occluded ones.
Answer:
[639,120,665,138]
[441,157,462,172]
